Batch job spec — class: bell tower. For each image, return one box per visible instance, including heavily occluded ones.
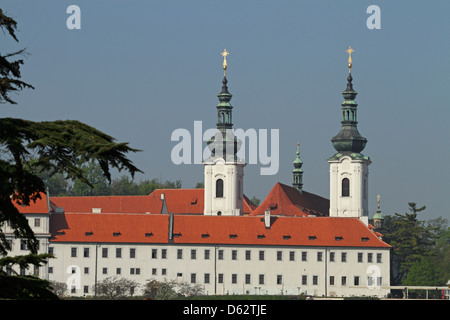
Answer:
[329,47,371,225]
[203,50,246,216]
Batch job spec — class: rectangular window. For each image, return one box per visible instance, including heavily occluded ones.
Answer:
[302,275,307,285]
[84,248,90,258]
[84,286,89,294]
[368,253,373,263]
[34,218,40,227]
[177,249,183,259]
[358,252,363,263]
[330,252,335,262]
[245,250,251,260]
[204,273,210,284]
[245,274,251,284]
[232,274,237,284]
[341,276,347,286]
[152,268,157,275]
[102,248,108,258]
[152,249,157,259]
[130,268,139,275]
[377,253,382,263]
[33,265,39,276]
[191,273,197,283]
[341,252,347,262]
[116,268,121,275]
[218,250,224,260]
[71,247,77,257]
[354,276,360,286]
[232,250,237,260]
[317,252,323,262]
[302,251,307,261]
[49,247,54,255]
[259,274,265,285]
[313,275,318,285]
[277,251,282,261]
[259,250,265,261]
[130,248,136,258]
[289,251,295,261]
[330,276,335,286]
[162,269,167,275]
[162,249,167,259]
[276,275,283,285]
[116,248,122,258]
[84,267,89,274]
[191,249,197,260]
[204,249,210,260]
[218,274,224,284]
[102,267,107,274]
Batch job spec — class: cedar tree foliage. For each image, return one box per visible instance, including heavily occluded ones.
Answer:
[0,9,142,256]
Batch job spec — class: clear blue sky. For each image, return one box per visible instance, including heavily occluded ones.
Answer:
[2,0,449,220]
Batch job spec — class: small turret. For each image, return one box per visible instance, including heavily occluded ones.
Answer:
[373,195,384,229]
[292,142,303,194]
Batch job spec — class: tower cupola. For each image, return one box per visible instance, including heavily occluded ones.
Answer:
[331,46,367,157]
[292,142,303,193]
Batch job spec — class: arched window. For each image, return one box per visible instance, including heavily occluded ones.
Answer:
[342,178,350,197]
[216,179,224,198]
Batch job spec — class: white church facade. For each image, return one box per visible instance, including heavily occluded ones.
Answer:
[3,49,391,298]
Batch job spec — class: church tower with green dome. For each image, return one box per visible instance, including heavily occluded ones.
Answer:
[328,47,371,225]
[203,50,246,216]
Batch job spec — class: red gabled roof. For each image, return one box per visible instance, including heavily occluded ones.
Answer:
[50,188,255,215]
[14,193,50,214]
[50,213,390,248]
[249,182,329,217]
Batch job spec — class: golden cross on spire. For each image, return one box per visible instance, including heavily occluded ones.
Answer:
[346,46,354,73]
[221,49,229,76]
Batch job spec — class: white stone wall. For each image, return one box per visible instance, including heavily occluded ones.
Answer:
[2,213,51,279]
[47,242,390,298]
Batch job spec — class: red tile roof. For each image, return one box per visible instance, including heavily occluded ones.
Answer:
[249,183,329,217]
[50,213,390,248]
[50,195,157,214]
[13,193,50,214]
[49,189,255,215]
[50,213,169,243]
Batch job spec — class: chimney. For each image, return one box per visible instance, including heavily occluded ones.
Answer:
[264,209,271,228]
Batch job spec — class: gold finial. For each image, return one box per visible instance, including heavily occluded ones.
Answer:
[346,46,354,73]
[377,194,381,208]
[221,49,229,76]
